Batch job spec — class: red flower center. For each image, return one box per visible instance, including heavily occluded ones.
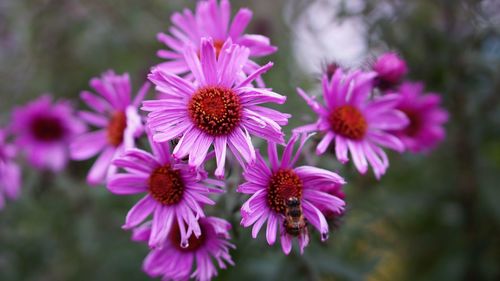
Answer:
[188,86,242,136]
[107,111,127,147]
[401,109,420,137]
[329,105,367,140]
[267,169,303,214]
[30,115,65,142]
[169,222,206,252]
[148,164,185,205]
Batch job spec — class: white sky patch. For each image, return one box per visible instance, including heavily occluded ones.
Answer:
[287,0,368,74]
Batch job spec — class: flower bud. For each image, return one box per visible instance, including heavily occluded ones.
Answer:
[373,52,408,87]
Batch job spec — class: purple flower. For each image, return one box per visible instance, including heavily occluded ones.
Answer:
[132,217,234,281]
[392,82,449,153]
[12,95,85,172]
[294,69,409,179]
[238,133,345,254]
[107,131,223,248]
[373,52,408,88]
[143,38,289,178]
[70,71,149,185]
[0,129,21,210]
[156,0,277,83]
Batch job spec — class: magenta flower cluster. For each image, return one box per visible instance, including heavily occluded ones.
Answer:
[0,1,449,280]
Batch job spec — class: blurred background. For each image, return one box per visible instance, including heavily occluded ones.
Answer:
[1,0,500,280]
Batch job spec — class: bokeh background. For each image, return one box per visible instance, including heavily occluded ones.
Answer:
[1,0,500,280]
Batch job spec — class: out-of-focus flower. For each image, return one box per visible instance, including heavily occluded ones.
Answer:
[295,69,408,179]
[70,71,149,185]
[238,133,345,254]
[0,129,21,210]
[108,130,223,248]
[143,38,289,179]
[373,52,408,89]
[392,82,448,153]
[12,95,85,172]
[156,0,276,83]
[133,217,234,281]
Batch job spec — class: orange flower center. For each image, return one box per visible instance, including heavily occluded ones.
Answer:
[148,164,185,205]
[107,111,127,147]
[188,86,242,136]
[329,105,367,140]
[267,169,303,214]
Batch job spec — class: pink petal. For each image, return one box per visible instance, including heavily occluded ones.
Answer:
[214,136,228,179]
[70,130,107,160]
[266,214,278,245]
[347,140,368,174]
[316,131,335,155]
[86,147,115,185]
[123,195,156,229]
[107,174,149,194]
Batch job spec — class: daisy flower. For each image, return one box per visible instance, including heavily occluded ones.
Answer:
[70,70,149,185]
[11,95,85,171]
[238,133,345,254]
[0,129,21,210]
[143,38,289,178]
[156,0,277,82]
[107,130,223,248]
[295,69,409,179]
[392,82,448,153]
[132,217,234,281]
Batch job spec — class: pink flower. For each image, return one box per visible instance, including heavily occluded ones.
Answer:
[295,69,409,179]
[143,38,289,179]
[12,95,85,172]
[373,52,408,88]
[0,129,21,210]
[156,0,277,83]
[238,133,345,254]
[133,217,234,281]
[107,131,223,248]
[70,71,149,185]
[392,82,449,153]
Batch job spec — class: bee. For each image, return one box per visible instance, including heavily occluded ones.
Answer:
[283,197,308,237]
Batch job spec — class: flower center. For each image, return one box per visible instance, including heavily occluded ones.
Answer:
[30,115,65,142]
[329,105,367,140]
[267,169,303,214]
[107,111,127,147]
[401,109,420,137]
[188,86,242,136]
[148,164,185,205]
[169,222,206,252]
